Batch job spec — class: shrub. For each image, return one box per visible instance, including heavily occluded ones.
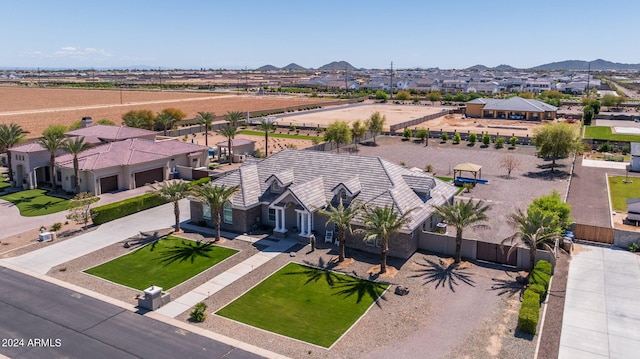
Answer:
[629,242,639,252]
[403,127,412,140]
[441,132,448,142]
[190,302,207,322]
[597,143,612,153]
[529,269,551,291]
[495,136,505,149]
[425,164,433,172]
[452,132,461,144]
[528,283,546,301]
[468,133,477,145]
[482,133,491,146]
[51,222,62,231]
[510,136,518,147]
[517,289,541,335]
[583,142,592,153]
[534,260,553,276]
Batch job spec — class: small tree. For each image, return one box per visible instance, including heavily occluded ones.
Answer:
[403,127,412,141]
[256,119,277,156]
[427,91,442,105]
[495,136,505,149]
[416,128,429,146]
[365,111,386,145]
[374,90,389,102]
[532,122,581,172]
[351,119,367,151]
[583,106,594,126]
[150,180,190,233]
[195,111,215,147]
[468,133,477,146]
[317,199,362,262]
[324,120,352,153]
[528,190,572,233]
[509,136,518,148]
[67,192,99,229]
[190,302,207,322]
[122,109,155,129]
[482,133,491,146]
[0,123,28,183]
[441,132,448,142]
[452,132,461,144]
[396,90,411,101]
[499,155,522,178]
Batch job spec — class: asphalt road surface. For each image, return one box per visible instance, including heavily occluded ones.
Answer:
[0,267,264,359]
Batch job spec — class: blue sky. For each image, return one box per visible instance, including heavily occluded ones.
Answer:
[3,0,639,70]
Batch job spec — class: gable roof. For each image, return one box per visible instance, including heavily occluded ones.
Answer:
[9,142,46,153]
[468,97,557,112]
[55,138,207,171]
[210,149,458,232]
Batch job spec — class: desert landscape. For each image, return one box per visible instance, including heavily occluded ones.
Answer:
[0,87,331,137]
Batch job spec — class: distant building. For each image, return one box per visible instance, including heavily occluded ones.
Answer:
[465,97,557,121]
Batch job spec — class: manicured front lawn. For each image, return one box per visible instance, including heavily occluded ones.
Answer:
[584,126,640,142]
[85,236,238,290]
[608,175,640,211]
[0,189,69,216]
[0,173,9,191]
[216,262,388,348]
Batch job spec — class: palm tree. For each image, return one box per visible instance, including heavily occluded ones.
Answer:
[63,136,92,194]
[218,126,237,165]
[155,112,176,136]
[36,131,67,193]
[195,111,215,147]
[0,123,28,184]
[150,180,190,233]
[224,111,244,127]
[432,198,491,264]
[357,205,414,274]
[256,119,277,157]
[191,183,239,241]
[501,208,561,272]
[317,200,362,262]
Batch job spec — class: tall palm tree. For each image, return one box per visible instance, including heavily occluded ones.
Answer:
[501,208,561,272]
[150,180,190,233]
[191,183,239,241]
[0,123,28,184]
[317,199,362,262]
[218,126,237,165]
[432,198,491,264]
[224,111,244,127]
[63,136,92,194]
[36,131,67,193]
[195,111,215,147]
[256,119,277,157]
[357,205,414,274]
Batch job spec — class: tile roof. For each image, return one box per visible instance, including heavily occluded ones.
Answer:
[55,138,207,171]
[10,142,46,153]
[65,125,157,142]
[469,97,557,112]
[211,149,458,232]
[216,138,256,147]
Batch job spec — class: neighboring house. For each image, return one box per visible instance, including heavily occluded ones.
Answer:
[465,96,557,120]
[190,149,458,259]
[630,142,640,172]
[55,138,208,194]
[8,124,207,193]
[216,139,256,162]
[627,198,640,222]
[521,80,552,94]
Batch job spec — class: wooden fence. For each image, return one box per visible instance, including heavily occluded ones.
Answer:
[389,109,450,132]
[573,223,615,245]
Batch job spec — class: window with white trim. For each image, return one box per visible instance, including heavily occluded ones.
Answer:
[223,202,233,224]
[364,236,381,247]
[268,208,276,222]
[271,181,280,192]
[202,204,211,220]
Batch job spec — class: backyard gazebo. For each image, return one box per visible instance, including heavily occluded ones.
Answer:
[453,162,483,184]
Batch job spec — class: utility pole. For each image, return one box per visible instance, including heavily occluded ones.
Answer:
[586,62,591,98]
[344,64,348,93]
[158,67,162,91]
[390,61,394,99]
[245,66,248,93]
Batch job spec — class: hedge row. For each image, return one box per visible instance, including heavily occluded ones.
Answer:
[91,177,211,225]
[517,260,553,335]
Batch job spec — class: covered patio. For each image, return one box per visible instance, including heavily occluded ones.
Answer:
[453,162,486,185]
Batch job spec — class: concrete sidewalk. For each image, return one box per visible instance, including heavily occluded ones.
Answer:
[559,244,640,358]
[581,159,629,170]
[1,199,189,274]
[156,232,296,318]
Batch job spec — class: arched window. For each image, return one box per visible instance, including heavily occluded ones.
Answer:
[223,202,233,224]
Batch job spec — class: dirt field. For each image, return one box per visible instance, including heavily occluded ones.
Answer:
[425,113,573,137]
[279,103,446,130]
[0,87,330,138]
[193,131,315,155]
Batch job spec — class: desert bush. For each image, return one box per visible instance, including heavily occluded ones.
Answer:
[190,302,207,322]
[441,132,448,142]
[482,133,491,146]
[452,132,461,144]
[510,136,518,147]
[468,133,477,145]
[403,127,412,140]
[51,222,62,231]
[495,136,505,148]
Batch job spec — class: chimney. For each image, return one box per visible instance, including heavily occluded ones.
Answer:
[81,116,93,128]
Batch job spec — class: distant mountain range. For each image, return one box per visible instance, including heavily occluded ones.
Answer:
[468,59,640,71]
[255,60,359,71]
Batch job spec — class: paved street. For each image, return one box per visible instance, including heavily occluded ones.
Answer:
[0,267,264,359]
[559,244,640,358]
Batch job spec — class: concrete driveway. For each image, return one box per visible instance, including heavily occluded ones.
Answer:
[559,244,640,358]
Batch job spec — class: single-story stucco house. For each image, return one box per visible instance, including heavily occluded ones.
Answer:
[190,149,458,259]
[465,96,557,121]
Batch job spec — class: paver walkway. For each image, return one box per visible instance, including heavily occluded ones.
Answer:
[157,225,297,318]
[559,244,640,358]
[1,199,189,274]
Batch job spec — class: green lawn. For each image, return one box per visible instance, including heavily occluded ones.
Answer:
[0,173,9,191]
[238,130,320,141]
[85,236,238,290]
[435,176,453,182]
[608,176,640,211]
[0,189,69,216]
[584,126,640,142]
[216,262,388,348]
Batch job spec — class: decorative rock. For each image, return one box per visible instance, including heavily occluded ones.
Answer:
[395,285,410,296]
